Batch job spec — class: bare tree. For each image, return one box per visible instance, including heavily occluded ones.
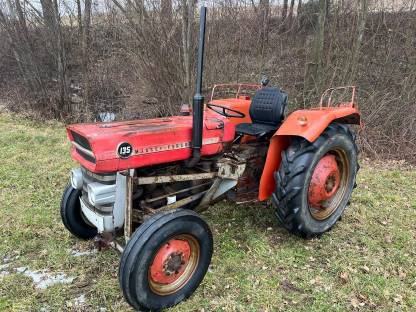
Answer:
[349,0,368,82]
[76,0,83,39]
[259,0,269,47]
[181,0,194,104]
[82,0,92,108]
[288,0,295,22]
[161,0,172,24]
[304,0,328,100]
[40,0,68,111]
[0,0,415,160]
[282,0,288,20]
[1,1,45,96]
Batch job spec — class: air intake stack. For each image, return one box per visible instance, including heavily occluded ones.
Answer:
[188,6,207,167]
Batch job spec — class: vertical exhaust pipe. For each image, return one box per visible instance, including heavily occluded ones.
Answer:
[188,6,207,167]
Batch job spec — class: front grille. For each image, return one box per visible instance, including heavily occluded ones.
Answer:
[81,167,116,184]
[81,167,116,213]
[71,130,95,163]
[71,130,91,151]
[76,148,96,163]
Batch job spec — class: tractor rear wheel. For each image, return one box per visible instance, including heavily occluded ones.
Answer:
[60,185,97,239]
[119,209,213,311]
[272,123,358,238]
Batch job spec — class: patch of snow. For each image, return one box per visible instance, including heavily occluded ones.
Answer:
[74,294,86,306]
[3,255,19,263]
[69,249,97,257]
[0,270,10,278]
[15,267,74,289]
[16,266,27,273]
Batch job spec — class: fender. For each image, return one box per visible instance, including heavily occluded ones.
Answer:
[258,107,360,201]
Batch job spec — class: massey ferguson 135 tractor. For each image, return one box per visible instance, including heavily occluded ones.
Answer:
[60,7,360,311]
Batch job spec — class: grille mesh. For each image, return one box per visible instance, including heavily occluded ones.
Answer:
[71,130,92,151]
[71,131,95,163]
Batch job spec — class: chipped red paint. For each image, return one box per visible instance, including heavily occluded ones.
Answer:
[66,112,235,173]
[149,239,191,284]
[307,154,340,209]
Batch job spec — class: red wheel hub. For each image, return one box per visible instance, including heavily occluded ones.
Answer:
[150,239,191,284]
[308,154,341,209]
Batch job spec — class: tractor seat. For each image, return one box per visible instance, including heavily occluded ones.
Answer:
[235,87,288,137]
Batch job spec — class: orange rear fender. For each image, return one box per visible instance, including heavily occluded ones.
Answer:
[275,107,360,142]
[258,107,360,201]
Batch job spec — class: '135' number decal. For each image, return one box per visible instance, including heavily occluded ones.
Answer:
[117,142,133,158]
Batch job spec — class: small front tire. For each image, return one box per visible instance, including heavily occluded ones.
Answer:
[119,209,213,311]
[60,185,97,239]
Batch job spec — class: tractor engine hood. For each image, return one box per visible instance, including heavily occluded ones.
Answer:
[66,115,235,173]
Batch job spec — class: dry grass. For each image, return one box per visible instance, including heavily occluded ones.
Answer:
[0,112,416,311]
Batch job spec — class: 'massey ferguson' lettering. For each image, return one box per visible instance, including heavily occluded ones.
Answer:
[134,137,220,155]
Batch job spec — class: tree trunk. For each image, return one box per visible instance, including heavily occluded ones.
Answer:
[14,0,46,97]
[161,0,172,24]
[40,0,68,113]
[304,0,327,102]
[181,0,193,104]
[297,0,302,16]
[282,0,288,20]
[53,0,67,112]
[82,0,92,111]
[259,0,269,47]
[349,0,368,82]
[288,0,296,25]
[76,0,83,40]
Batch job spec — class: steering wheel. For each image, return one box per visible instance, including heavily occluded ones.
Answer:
[206,103,246,118]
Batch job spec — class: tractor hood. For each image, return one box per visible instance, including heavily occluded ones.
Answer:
[67,115,235,173]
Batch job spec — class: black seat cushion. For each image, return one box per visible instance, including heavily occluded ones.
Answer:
[235,123,278,137]
[236,87,288,137]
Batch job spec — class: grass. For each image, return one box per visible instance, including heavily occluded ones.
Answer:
[0,112,416,311]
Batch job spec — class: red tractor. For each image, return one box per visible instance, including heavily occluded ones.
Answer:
[61,7,360,311]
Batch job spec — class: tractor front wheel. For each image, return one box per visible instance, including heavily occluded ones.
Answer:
[273,123,358,238]
[60,185,97,239]
[119,209,213,311]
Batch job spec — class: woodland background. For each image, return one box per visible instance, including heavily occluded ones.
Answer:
[0,0,415,160]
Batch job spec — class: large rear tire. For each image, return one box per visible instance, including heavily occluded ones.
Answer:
[119,209,213,311]
[60,185,97,239]
[272,123,358,238]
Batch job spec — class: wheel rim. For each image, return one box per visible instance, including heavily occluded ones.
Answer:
[148,234,200,296]
[307,148,350,220]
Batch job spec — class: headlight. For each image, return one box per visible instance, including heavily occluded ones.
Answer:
[87,182,116,206]
[70,168,83,190]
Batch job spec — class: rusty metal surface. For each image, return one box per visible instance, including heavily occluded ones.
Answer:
[144,182,211,204]
[195,178,222,212]
[308,148,350,221]
[217,158,246,180]
[157,192,207,211]
[148,234,200,296]
[124,170,134,242]
[233,143,268,203]
[308,154,341,209]
[93,234,124,253]
[135,172,216,185]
